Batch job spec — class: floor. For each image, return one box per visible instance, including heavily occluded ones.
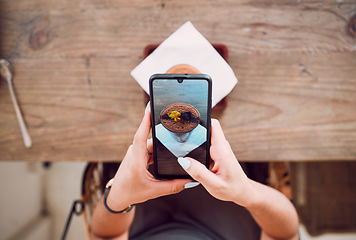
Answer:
[0,162,355,239]
[299,225,356,240]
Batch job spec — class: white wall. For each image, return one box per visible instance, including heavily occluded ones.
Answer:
[46,162,87,240]
[0,162,86,240]
[0,162,45,240]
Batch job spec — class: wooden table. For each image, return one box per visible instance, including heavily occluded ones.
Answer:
[0,0,355,162]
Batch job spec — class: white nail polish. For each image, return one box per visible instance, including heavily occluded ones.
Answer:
[177,157,190,170]
[145,101,150,114]
[184,182,200,189]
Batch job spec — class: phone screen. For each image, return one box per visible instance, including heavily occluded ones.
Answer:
[150,74,212,179]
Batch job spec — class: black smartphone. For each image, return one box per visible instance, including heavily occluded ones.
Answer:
[149,74,212,179]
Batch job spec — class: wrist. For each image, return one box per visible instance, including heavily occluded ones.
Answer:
[234,179,263,209]
[104,179,134,214]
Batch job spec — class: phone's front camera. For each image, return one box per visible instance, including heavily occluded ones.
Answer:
[177,79,183,83]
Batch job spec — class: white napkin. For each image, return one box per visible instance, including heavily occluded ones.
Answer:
[155,124,207,157]
[131,21,238,107]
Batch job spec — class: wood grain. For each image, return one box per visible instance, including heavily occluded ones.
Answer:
[0,0,355,161]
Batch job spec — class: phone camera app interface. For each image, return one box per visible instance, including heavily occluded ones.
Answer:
[153,79,209,176]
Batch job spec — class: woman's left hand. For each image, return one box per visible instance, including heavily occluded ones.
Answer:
[106,106,192,211]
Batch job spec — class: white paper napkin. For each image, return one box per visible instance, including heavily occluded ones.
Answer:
[130,21,238,107]
[155,124,207,157]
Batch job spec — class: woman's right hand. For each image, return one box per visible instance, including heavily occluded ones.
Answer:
[177,119,258,207]
[179,119,300,240]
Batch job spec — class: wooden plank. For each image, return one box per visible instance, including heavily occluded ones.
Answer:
[1,2,355,58]
[0,0,355,161]
[218,52,356,161]
[0,52,355,161]
[1,0,355,11]
[290,162,356,235]
[0,58,145,161]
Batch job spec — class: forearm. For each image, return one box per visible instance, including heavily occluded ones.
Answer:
[90,196,135,239]
[244,180,299,240]
[179,119,299,239]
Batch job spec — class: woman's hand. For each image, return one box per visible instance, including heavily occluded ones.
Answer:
[177,119,257,207]
[178,119,299,240]
[106,106,192,212]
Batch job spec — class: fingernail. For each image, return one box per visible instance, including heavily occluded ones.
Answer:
[177,157,190,170]
[145,101,150,114]
[184,182,200,189]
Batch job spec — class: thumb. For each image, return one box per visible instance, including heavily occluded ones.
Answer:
[152,178,191,197]
[177,157,217,187]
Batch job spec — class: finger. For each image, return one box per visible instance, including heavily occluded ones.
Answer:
[177,157,218,188]
[153,179,193,197]
[145,101,151,115]
[210,119,233,165]
[211,119,227,147]
[146,138,154,166]
[147,138,153,154]
[133,102,152,149]
[209,159,217,172]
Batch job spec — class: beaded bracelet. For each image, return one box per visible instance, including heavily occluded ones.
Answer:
[103,178,134,214]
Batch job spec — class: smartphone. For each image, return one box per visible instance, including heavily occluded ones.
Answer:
[149,74,212,179]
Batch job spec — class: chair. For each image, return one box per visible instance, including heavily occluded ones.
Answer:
[62,162,119,240]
